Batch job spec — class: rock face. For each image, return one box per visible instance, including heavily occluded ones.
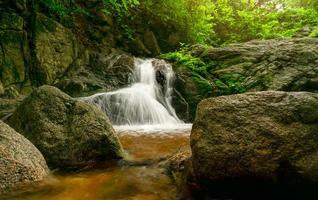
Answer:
[0,96,24,120]
[35,14,78,85]
[55,51,135,97]
[173,66,212,121]
[0,11,28,90]
[202,38,318,93]
[9,86,123,169]
[191,91,318,196]
[0,2,135,98]
[168,38,318,120]
[0,121,49,194]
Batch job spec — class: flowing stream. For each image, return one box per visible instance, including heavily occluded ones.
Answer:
[4,58,192,200]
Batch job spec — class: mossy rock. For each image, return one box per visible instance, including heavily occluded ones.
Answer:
[0,30,27,87]
[0,82,4,96]
[169,38,318,121]
[9,86,124,170]
[0,12,23,30]
[173,65,212,121]
[35,14,77,85]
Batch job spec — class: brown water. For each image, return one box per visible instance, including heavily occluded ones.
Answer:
[4,126,191,200]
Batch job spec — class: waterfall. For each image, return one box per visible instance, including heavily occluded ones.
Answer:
[82,58,183,127]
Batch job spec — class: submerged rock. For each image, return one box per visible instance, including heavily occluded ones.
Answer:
[191,91,318,197]
[0,121,49,194]
[9,86,123,169]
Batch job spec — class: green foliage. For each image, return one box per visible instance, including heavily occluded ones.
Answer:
[209,0,318,45]
[39,0,318,46]
[192,74,212,95]
[160,49,209,77]
[138,0,318,45]
[40,0,88,27]
[41,0,69,17]
[41,0,88,17]
[215,76,246,95]
[142,0,214,44]
[102,0,140,16]
[161,46,247,97]
[101,0,140,41]
[310,28,318,37]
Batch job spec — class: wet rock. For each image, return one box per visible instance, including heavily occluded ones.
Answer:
[152,59,168,88]
[191,91,318,198]
[173,66,212,121]
[0,120,49,194]
[143,30,161,55]
[56,51,135,96]
[171,89,190,122]
[9,85,123,169]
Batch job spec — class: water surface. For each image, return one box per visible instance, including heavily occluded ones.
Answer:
[5,125,192,200]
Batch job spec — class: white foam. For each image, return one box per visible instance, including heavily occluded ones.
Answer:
[82,58,185,127]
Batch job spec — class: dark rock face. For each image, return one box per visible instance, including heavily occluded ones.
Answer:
[9,86,123,169]
[190,91,318,198]
[173,66,212,121]
[35,14,78,85]
[0,1,136,98]
[55,51,135,97]
[152,59,168,89]
[0,11,29,91]
[0,120,49,194]
[0,96,24,121]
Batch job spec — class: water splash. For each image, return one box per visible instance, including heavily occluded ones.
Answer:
[82,58,183,126]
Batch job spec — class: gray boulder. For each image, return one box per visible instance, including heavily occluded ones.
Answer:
[191,91,318,196]
[0,121,49,194]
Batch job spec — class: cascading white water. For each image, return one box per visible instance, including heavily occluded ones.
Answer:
[82,58,184,128]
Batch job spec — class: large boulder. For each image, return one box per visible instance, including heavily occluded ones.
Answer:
[0,121,49,194]
[191,91,318,197]
[9,85,123,169]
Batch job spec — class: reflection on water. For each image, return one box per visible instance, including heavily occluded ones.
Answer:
[4,125,192,200]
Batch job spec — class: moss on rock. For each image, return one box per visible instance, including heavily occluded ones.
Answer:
[9,85,123,170]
